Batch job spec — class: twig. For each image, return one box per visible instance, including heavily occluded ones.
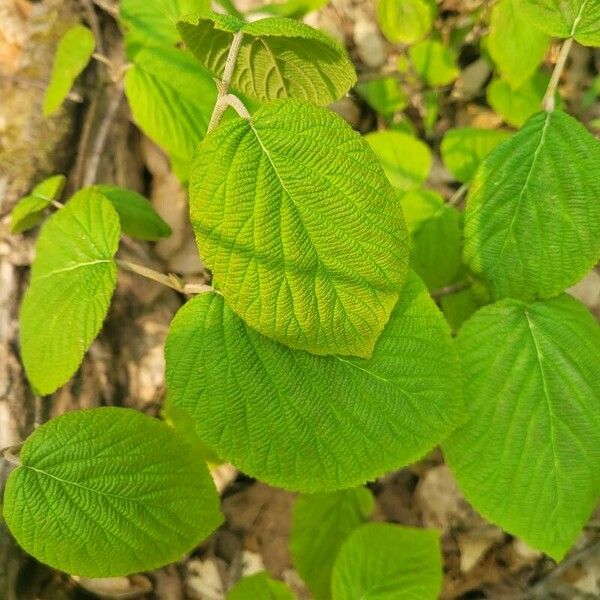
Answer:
[448,183,468,207]
[542,37,574,112]
[431,280,471,299]
[1,443,23,467]
[81,0,105,56]
[92,0,118,18]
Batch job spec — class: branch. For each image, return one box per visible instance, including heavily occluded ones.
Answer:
[542,37,573,112]
[431,280,471,299]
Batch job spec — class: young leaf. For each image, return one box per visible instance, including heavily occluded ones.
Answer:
[165,273,461,492]
[365,131,431,191]
[227,572,295,600]
[463,110,600,301]
[520,0,600,46]
[355,76,408,118]
[11,174,66,233]
[3,407,222,576]
[488,0,549,88]
[19,191,120,395]
[443,295,600,559]
[377,0,437,45]
[43,25,95,117]
[189,100,409,358]
[178,12,356,105]
[124,46,216,179]
[331,523,442,600]
[409,39,460,87]
[290,488,374,599]
[441,128,512,183]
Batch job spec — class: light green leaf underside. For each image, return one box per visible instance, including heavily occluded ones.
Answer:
[355,76,408,117]
[19,193,120,395]
[519,0,600,46]
[443,295,600,559]
[290,488,374,599]
[43,25,95,117]
[441,128,512,183]
[165,273,461,492]
[409,39,459,87]
[177,12,356,105]
[365,131,432,192]
[227,572,295,600]
[488,0,549,88]
[331,523,443,600]
[464,110,600,301]
[11,175,66,233]
[4,407,222,577]
[377,0,437,44]
[189,100,409,358]
[124,46,216,179]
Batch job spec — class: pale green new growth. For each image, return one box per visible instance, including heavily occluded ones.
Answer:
[331,523,443,599]
[11,175,66,233]
[189,100,409,358]
[444,295,600,559]
[377,0,437,45]
[227,572,295,600]
[409,39,460,87]
[177,11,356,105]
[463,110,600,301]
[4,408,222,576]
[43,25,95,117]
[165,273,461,491]
[290,488,374,599]
[19,192,120,395]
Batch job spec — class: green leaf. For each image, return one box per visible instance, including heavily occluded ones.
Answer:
[441,128,512,183]
[463,110,600,301]
[290,488,374,599]
[227,573,295,600]
[165,273,461,492]
[84,185,171,241]
[3,407,222,576]
[251,0,329,18]
[440,285,480,331]
[11,175,66,233]
[355,76,408,118]
[520,0,600,46]
[43,25,95,117]
[409,39,459,87]
[19,191,120,395]
[189,100,409,358]
[331,523,442,600]
[377,0,437,44]
[443,294,600,559]
[178,12,356,105]
[365,131,431,191]
[124,45,216,179]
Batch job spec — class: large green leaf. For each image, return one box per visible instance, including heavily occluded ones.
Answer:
[331,523,442,600]
[488,0,549,88]
[11,175,66,233]
[189,100,409,358]
[3,407,222,576]
[165,273,461,492]
[20,192,120,395]
[409,39,459,87]
[290,488,374,599]
[178,12,355,105]
[227,573,295,600]
[520,0,600,46]
[43,25,95,117]
[377,0,437,44]
[441,128,512,183]
[463,110,600,301]
[444,295,600,559]
[124,46,216,179]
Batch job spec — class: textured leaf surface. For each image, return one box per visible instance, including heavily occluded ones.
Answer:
[355,76,408,118]
[124,46,216,178]
[19,192,120,395]
[178,12,355,104]
[331,523,442,600]
[165,273,461,492]
[464,110,600,301]
[441,128,512,183]
[227,573,295,600]
[520,0,600,46]
[43,25,94,117]
[488,0,549,88]
[365,131,431,191]
[4,407,222,576]
[290,488,374,599]
[189,100,409,357]
[444,295,600,559]
[11,175,66,233]
[377,0,436,44]
[409,39,459,87]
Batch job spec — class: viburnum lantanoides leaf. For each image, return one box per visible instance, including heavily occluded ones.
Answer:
[409,39,460,87]
[11,174,66,233]
[227,572,295,600]
[189,99,409,358]
[3,407,222,576]
[376,0,437,45]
